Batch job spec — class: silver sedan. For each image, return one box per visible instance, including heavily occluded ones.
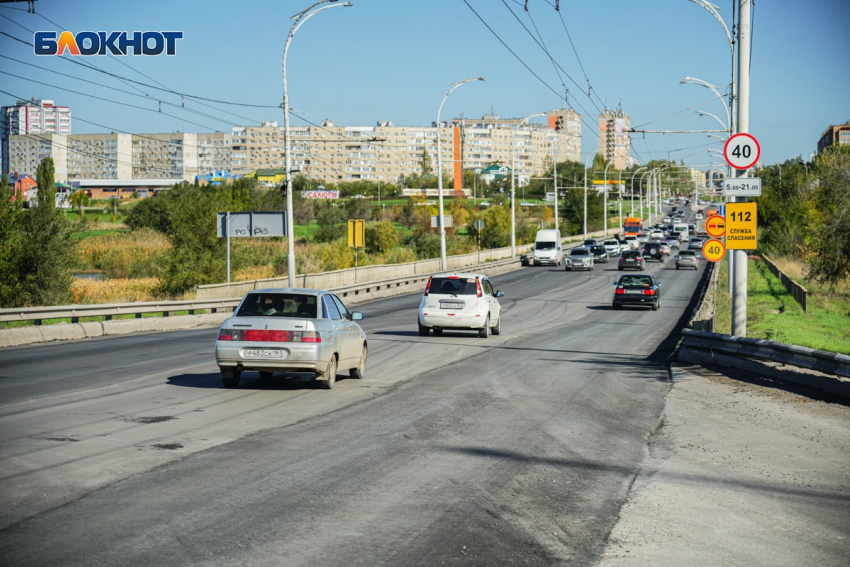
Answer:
[215,288,367,389]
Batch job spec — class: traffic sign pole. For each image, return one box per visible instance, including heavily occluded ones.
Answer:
[732,0,753,338]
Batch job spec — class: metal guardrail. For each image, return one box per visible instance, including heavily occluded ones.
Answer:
[761,254,808,312]
[0,299,240,326]
[0,256,521,327]
[680,328,850,380]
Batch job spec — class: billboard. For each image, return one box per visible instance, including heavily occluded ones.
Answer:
[301,189,339,199]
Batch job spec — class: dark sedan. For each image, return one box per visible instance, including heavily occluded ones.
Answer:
[588,245,609,263]
[618,250,645,271]
[612,274,662,311]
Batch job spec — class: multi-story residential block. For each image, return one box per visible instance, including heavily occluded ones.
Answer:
[2,98,71,175]
[598,109,631,170]
[817,120,850,155]
[4,108,582,187]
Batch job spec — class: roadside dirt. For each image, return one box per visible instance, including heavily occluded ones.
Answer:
[599,363,850,566]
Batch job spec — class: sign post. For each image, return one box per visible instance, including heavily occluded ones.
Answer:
[474,219,485,264]
[348,219,365,282]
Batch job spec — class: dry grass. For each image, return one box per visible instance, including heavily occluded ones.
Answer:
[72,277,162,304]
[76,228,170,277]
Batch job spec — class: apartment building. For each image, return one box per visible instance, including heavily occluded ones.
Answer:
[6,131,232,183]
[4,109,582,186]
[817,120,850,155]
[2,98,72,175]
[598,109,631,170]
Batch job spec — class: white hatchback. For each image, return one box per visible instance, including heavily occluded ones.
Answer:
[418,273,503,338]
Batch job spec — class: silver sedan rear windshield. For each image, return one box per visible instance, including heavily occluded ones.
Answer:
[430,277,477,295]
[236,293,318,318]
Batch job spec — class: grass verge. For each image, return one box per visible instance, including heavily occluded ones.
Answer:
[714,255,850,355]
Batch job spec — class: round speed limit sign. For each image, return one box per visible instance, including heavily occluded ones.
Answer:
[702,238,726,263]
[724,133,760,170]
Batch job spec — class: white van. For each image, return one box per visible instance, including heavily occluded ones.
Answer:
[532,229,562,266]
[673,222,689,240]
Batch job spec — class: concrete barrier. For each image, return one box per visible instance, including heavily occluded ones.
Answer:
[0,258,523,349]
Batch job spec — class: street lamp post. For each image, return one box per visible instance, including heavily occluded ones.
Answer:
[630,166,647,219]
[436,77,485,271]
[583,153,597,239]
[283,0,352,287]
[511,112,545,257]
[603,160,614,236]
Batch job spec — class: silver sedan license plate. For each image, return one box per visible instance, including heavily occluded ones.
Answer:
[245,349,286,358]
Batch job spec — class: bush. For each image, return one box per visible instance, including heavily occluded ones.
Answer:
[365,221,398,253]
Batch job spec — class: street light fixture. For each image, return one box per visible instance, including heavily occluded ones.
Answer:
[436,77,485,271]
[283,0,352,287]
[681,77,730,134]
[511,112,546,257]
[696,109,728,132]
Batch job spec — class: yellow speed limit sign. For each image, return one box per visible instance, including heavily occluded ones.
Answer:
[702,239,726,263]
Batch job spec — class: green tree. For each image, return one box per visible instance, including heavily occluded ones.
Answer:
[12,158,74,306]
[807,146,850,284]
[314,201,346,243]
[69,189,90,217]
[365,220,398,253]
[157,185,229,296]
[469,204,511,249]
[420,149,433,177]
[0,174,23,306]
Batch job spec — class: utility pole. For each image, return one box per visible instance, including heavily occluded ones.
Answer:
[552,143,559,230]
[732,0,752,337]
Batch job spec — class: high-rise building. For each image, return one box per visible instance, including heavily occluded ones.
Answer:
[817,120,850,155]
[2,99,71,175]
[598,109,631,170]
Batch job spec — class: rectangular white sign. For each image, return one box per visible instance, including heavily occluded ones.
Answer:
[301,190,339,199]
[723,177,762,197]
[217,212,287,237]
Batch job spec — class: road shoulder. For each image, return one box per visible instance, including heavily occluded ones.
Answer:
[599,364,850,566]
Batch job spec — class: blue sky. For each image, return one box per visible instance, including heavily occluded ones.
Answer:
[1,0,848,170]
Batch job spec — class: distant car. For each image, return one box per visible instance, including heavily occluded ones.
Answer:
[641,242,665,263]
[566,247,594,271]
[612,273,662,311]
[624,235,639,250]
[617,237,629,251]
[695,213,704,220]
[665,236,681,249]
[602,239,621,255]
[589,245,610,263]
[418,273,503,338]
[663,216,671,223]
[676,250,699,270]
[637,233,650,244]
[660,243,672,256]
[650,230,665,240]
[618,250,645,271]
[215,289,367,389]
[582,238,600,249]
[688,236,705,250]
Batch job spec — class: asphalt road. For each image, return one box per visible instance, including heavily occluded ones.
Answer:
[0,238,706,565]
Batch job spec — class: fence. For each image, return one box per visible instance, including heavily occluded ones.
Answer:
[761,254,808,312]
[196,228,611,300]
